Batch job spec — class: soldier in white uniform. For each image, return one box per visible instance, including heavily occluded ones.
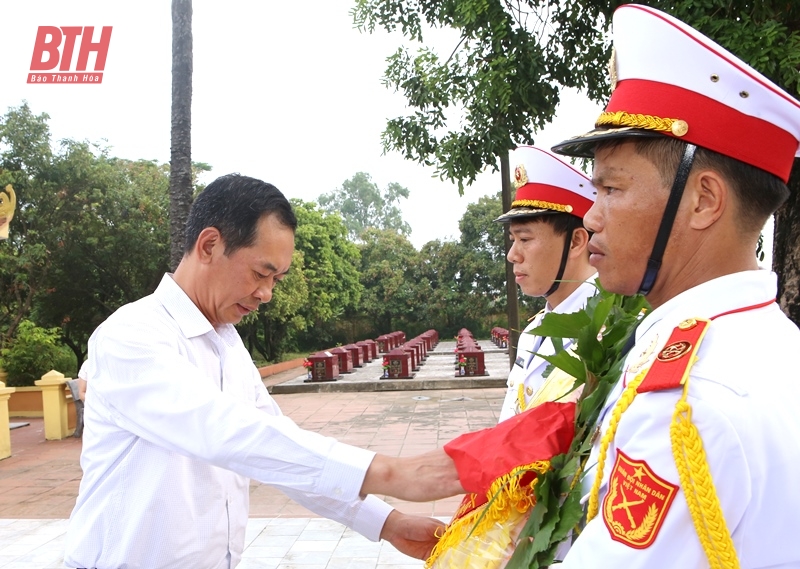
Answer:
[552,5,800,567]
[496,146,597,422]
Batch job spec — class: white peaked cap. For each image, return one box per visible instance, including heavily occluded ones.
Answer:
[553,4,800,182]
[495,146,595,223]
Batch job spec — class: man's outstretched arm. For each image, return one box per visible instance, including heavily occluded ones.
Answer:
[361,448,464,502]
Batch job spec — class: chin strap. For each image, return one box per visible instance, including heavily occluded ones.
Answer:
[544,229,575,297]
[638,144,697,295]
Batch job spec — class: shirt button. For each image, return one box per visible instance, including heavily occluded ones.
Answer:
[334,488,342,496]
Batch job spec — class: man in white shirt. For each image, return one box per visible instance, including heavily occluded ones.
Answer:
[65,174,463,569]
[495,146,597,421]
[551,5,800,567]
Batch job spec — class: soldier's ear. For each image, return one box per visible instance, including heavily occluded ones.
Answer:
[687,170,727,231]
[569,226,590,257]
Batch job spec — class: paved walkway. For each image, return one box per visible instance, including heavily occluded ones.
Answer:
[0,371,508,567]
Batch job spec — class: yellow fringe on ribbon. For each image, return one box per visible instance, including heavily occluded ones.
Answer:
[426,461,551,569]
[511,199,574,213]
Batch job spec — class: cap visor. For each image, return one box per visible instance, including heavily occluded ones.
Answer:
[551,127,665,158]
[494,207,558,223]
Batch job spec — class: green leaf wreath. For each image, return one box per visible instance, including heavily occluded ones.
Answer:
[505,281,649,568]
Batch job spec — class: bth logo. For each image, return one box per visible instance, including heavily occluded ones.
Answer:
[28,26,112,84]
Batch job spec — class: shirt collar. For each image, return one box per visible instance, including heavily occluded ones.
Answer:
[637,269,777,340]
[154,274,216,340]
[550,273,599,315]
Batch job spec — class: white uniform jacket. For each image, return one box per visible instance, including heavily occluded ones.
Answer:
[64,275,392,569]
[563,270,800,568]
[499,277,598,422]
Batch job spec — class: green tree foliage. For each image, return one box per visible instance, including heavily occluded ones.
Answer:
[0,320,74,387]
[410,194,541,338]
[318,172,411,240]
[0,103,173,371]
[352,0,612,193]
[357,228,420,333]
[341,192,544,341]
[293,200,363,323]
[415,239,472,335]
[458,192,506,313]
[0,103,55,347]
[33,154,172,365]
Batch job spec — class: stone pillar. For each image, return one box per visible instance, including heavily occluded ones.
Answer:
[0,379,16,459]
[35,370,72,440]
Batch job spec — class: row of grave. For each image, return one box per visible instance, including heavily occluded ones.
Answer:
[454,328,489,377]
[303,330,440,382]
[490,327,510,348]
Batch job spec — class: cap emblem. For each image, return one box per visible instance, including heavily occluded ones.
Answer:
[513,164,529,189]
[608,47,618,91]
[596,111,689,138]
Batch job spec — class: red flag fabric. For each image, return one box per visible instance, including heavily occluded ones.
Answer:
[444,401,576,494]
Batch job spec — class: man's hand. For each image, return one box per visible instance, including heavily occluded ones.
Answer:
[361,448,464,502]
[380,510,445,560]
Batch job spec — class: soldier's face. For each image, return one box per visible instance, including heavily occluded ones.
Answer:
[585,142,671,297]
[507,219,565,297]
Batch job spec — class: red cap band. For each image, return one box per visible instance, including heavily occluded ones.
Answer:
[607,79,798,182]
[514,183,594,218]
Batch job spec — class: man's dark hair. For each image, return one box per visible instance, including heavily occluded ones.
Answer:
[183,173,297,256]
[514,212,586,237]
[597,137,790,233]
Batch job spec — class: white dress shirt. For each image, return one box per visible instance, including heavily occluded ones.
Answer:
[64,274,393,569]
[564,270,800,568]
[499,276,598,422]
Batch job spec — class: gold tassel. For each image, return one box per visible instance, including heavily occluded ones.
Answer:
[426,461,551,568]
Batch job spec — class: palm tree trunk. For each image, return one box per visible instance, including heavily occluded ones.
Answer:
[501,152,519,369]
[169,0,193,270]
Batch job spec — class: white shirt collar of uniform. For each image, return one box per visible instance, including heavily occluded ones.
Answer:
[154,273,240,346]
[548,273,599,316]
[636,269,777,341]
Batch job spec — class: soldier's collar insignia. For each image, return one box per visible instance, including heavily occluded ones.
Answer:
[638,318,710,394]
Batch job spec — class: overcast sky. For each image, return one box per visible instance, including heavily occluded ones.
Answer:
[1,0,609,249]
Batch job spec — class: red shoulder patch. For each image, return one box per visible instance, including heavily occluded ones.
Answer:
[602,450,678,549]
[637,317,710,394]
